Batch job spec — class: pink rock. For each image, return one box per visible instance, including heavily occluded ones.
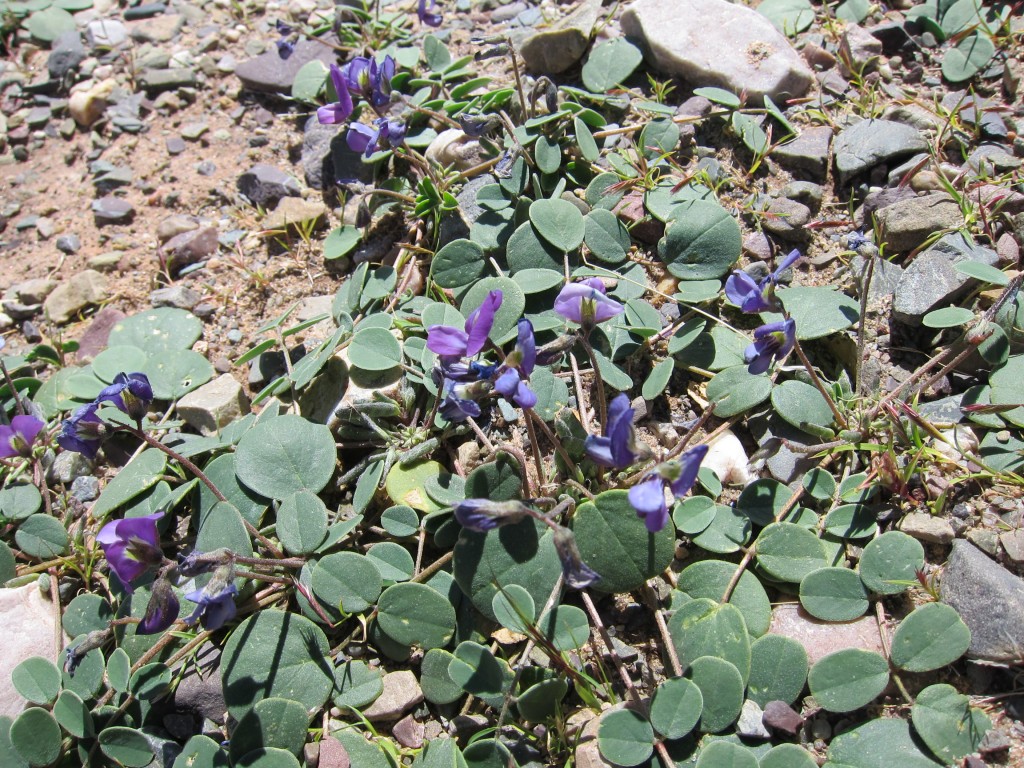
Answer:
[768,602,885,666]
[75,307,126,363]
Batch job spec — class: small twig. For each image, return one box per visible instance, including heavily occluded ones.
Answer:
[522,414,547,492]
[642,583,682,677]
[875,600,913,703]
[568,352,592,433]
[465,416,495,455]
[793,339,848,430]
[580,338,609,430]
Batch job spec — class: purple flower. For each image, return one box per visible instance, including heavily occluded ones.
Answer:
[454,499,532,531]
[346,118,407,157]
[97,372,153,422]
[177,548,231,578]
[57,402,108,459]
[317,63,354,125]
[427,290,503,359]
[847,231,870,250]
[441,359,498,383]
[724,249,801,314]
[744,318,796,375]
[96,512,166,593]
[0,414,44,458]
[138,574,179,635]
[627,445,709,532]
[554,278,624,330]
[274,20,296,59]
[494,319,536,409]
[418,0,443,26]
[342,55,396,113]
[185,565,238,631]
[552,526,600,589]
[439,380,486,422]
[585,394,645,468]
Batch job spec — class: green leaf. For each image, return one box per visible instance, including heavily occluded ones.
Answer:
[859,531,924,595]
[803,468,837,500]
[460,278,527,343]
[582,38,643,92]
[764,286,860,340]
[828,717,943,768]
[506,220,566,274]
[955,260,1008,285]
[584,208,631,264]
[0,483,42,521]
[448,641,514,706]
[691,504,752,554]
[707,366,772,417]
[198,453,269,527]
[99,726,155,767]
[491,584,535,634]
[173,735,230,768]
[689,656,744,733]
[658,201,742,280]
[922,306,974,328]
[640,118,681,160]
[669,599,751,683]
[572,490,676,593]
[108,307,203,353]
[234,415,337,498]
[737,478,794,527]
[195,501,253,590]
[276,490,329,555]
[15,514,69,559]
[377,582,456,649]
[349,327,403,372]
[759,744,817,768]
[221,610,334,720]
[597,709,654,767]
[234,747,302,767]
[695,741,759,768]
[835,0,872,22]
[732,112,769,155]
[292,60,328,102]
[530,365,570,422]
[312,552,383,617]
[754,522,828,582]
[386,460,444,512]
[535,135,561,174]
[517,678,568,722]
[431,239,487,288]
[11,657,61,705]
[692,87,741,108]
[771,380,835,431]
[24,6,75,42]
[642,358,675,400]
[323,225,361,263]
[129,662,172,700]
[649,677,703,740]
[799,567,870,621]
[890,602,971,672]
[529,199,585,251]
[911,684,990,764]
[424,34,451,70]
[106,647,131,692]
[333,660,384,709]
[52,690,93,739]
[10,708,61,767]
[230,698,309,763]
[574,117,600,162]
[808,649,889,713]
[420,649,463,705]
[673,496,716,536]
[91,449,167,520]
[747,634,808,707]
[822,504,877,540]
[677,559,772,637]
[537,604,591,651]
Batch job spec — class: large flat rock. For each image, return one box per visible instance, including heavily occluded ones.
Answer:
[620,0,814,102]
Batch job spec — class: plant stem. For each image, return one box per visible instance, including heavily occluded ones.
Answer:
[522,412,547,491]
[793,338,848,429]
[580,336,608,430]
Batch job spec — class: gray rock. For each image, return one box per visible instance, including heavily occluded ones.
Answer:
[86,19,128,48]
[780,181,823,212]
[263,197,327,232]
[150,285,201,310]
[159,226,219,272]
[769,602,885,665]
[235,35,338,94]
[773,125,832,180]
[43,270,107,324]
[10,278,57,305]
[237,164,302,208]
[1000,529,1024,563]
[0,583,64,719]
[968,143,1021,175]
[56,234,80,254]
[748,410,817,484]
[91,196,135,225]
[138,68,197,92]
[839,24,882,75]
[70,475,100,502]
[156,214,199,243]
[850,254,903,304]
[874,193,963,253]
[172,646,226,723]
[166,136,186,155]
[75,307,125,362]
[941,540,1024,662]
[140,728,182,768]
[300,115,336,190]
[736,700,770,740]
[124,3,168,20]
[48,31,86,81]
[177,374,250,436]
[762,198,811,240]
[49,449,93,483]
[127,14,183,43]
[362,670,423,721]
[899,511,955,544]
[519,0,602,74]
[833,119,929,185]
[892,232,999,325]
[621,0,814,102]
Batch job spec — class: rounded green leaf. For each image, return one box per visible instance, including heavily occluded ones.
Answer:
[707,366,772,418]
[689,656,744,733]
[91,448,167,520]
[365,541,414,582]
[15,514,69,559]
[759,744,817,768]
[129,662,172,700]
[61,640,104,700]
[221,610,334,720]
[799,567,870,621]
[828,717,945,768]
[517,678,568,722]
[537,604,590,651]
[755,522,827,582]
[106,647,131,693]
[942,31,996,83]
[0,483,42,521]
[492,584,536,634]
[234,747,302,768]
[859,531,924,595]
[572,489,676,593]
[99,726,155,767]
[333,660,384,709]
[658,200,741,280]
[291,59,328,102]
[276,490,328,555]
[582,37,643,92]
[691,504,752,554]
[421,649,463,705]
[10,708,61,767]
[757,0,814,34]
[771,380,835,431]
[535,136,561,174]
[669,599,751,683]
[172,735,229,768]
[63,593,113,637]
[311,552,383,617]
[803,468,837,501]
[11,657,61,706]
[431,239,487,288]
[448,641,514,705]
[53,690,93,739]
[235,415,337,498]
[584,209,631,264]
[529,199,585,251]
[380,504,420,538]
[386,459,445,512]
[677,560,771,637]
[650,677,703,740]
[822,504,876,540]
[747,634,808,708]
[768,287,859,340]
[695,741,758,768]
[507,220,564,276]
[673,496,717,536]
[377,582,456,649]
[597,709,654,767]
[737,478,793,527]
[141,348,213,399]
[198,453,269,527]
[349,327,403,372]
[890,602,971,672]
[24,7,76,43]
[462,739,514,768]
[808,649,889,713]
[911,683,991,764]
[922,306,974,328]
[229,697,310,762]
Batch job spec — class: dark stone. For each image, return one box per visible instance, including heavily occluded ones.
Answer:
[138,68,197,92]
[868,21,914,55]
[55,234,80,254]
[940,540,1024,662]
[150,285,201,310]
[300,115,336,190]
[124,3,167,20]
[833,119,928,186]
[235,34,339,94]
[48,31,86,81]
[979,728,1011,756]
[236,164,301,207]
[762,701,803,736]
[75,307,126,362]
[172,646,225,724]
[91,196,135,225]
[159,227,219,272]
[773,125,832,181]
[166,136,186,155]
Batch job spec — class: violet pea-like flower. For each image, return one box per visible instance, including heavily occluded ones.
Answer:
[584,393,641,468]
[344,55,396,113]
[138,574,180,635]
[494,319,537,409]
[317,63,354,125]
[0,414,45,459]
[418,0,442,26]
[97,372,153,422]
[627,445,709,533]
[724,249,801,314]
[439,379,488,423]
[744,318,796,375]
[185,583,238,631]
[427,290,503,360]
[553,278,624,330]
[346,118,407,158]
[454,499,532,532]
[552,526,601,589]
[96,511,166,592]
[57,402,108,459]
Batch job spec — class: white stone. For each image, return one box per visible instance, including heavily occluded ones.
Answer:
[0,583,66,719]
[425,129,488,173]
[177,374,250,436]
[68,78,117,128]
[932,425,979,463]
[620,0,814,102]
[701,429,753,486]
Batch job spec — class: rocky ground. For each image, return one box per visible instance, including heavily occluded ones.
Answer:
[2,0,1024,765]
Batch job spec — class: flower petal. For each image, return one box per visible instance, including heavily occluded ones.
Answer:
[426,325,469,356]
[464,290,502,356]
